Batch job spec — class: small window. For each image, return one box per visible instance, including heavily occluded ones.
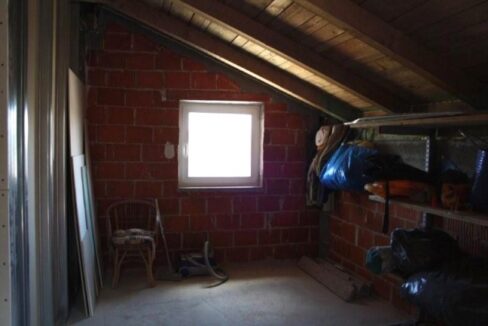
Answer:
[178,100,263,189]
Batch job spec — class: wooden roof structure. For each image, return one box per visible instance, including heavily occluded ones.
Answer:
[90,0,488,120]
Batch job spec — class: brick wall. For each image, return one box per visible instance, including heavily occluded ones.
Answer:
[328,191,488,313]
[85,21,321,264]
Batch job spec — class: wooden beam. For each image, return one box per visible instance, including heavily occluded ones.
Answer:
[177,0,408,113]
[93,0,360,121]
[294,0,487,110]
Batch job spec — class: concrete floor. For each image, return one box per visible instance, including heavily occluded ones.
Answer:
[69,260,410,326]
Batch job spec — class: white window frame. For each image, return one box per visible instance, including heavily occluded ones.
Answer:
[178,100,264,189]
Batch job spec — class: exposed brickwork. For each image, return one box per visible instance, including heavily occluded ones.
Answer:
[86,21,320,264]
[329,190,488,314]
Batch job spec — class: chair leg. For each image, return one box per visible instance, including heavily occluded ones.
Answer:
[144,247,156,287]
[112,248,120,288]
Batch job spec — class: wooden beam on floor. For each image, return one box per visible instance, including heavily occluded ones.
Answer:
[176,0,408,113]
[91,0,360,121]
[294,0,487,111]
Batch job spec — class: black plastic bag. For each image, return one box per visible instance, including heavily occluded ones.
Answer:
[363,153,431,182]
[391,228,460,277]
[401,258,488,326]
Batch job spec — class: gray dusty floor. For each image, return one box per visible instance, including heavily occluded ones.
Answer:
[69,260,410,326]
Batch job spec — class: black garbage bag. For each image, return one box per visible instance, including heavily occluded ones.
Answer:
[363,153,431,182]
[401,257,488,326]
[391,228,460,277]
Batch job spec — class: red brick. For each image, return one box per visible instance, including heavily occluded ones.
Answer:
[163,216,189,232]
[263,146,286,162]
[226,247,249,262]
[286,113,304,129]
[274,245,300,259]
[126,126,153,143]
[374,234,390,246]
[93,181,106,197]
[191,72,217,89]
[181,198,206,215]
[141,145,165,161]
[207,198,232,214]
[258,196,281,211]
[281,228,309,243]
[183,232,207,249]
[105,21,129,34]
[270,130,295,145]
[271,212,299,227]
[97,88,125,106]
[106,144,141,161]
[154,127,179,144]
[90,144,106,161]
[365,211,384,232]
[126,53,155,70]
[126,90,158,107]
[283,163,306,178]
[233,197,257,213]
[135,108,178,126]
[210,232,234,247]
[126,162,151,179]
[95,162,125,179]
[249,246,273,260]
[106,107,134,125]
[389,217,406,233]
[240,213,265,229]
[106,181,133,197]
[148,163,177,179]
[235,231,258,246]
[341,222,357,243]
[287,146,306,162]
[136,71,164,89]
[166,71,190,89]
[373,278,392,300]
[282,195,305,211]
[263,162,284,178]
[107,71,135,88]
[266,179,289,194]
[265,102,287,112]
[156,50,182,70]
[349,246,366,266]
[134,181,162,197]
[299,210,320,226]
[394,205,422,222]
[162,180,178,197]
[98,53,126,68]
[190,215,214,231]
[358,228,374,249]
[104,33,131,50]
[132,34,158,51]
[87,106,105,124]
[87,88,97,106]
[165,233,181,249]
[216,75,239,90]
[310,227,319,242]
[258,230,281,245]
[265,112,288,129]
[97,125,125,143]
[182,58,205,71]
[159,198,180,215]
[289,179,305,194]
[215,214,239,230]
[87,69,106,86]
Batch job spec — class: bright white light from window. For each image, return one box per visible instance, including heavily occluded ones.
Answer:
[188,112,252,177]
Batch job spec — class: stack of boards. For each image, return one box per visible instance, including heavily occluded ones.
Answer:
[298,256,371,302]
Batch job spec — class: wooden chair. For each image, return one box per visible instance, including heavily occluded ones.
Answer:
[106,199,161,288]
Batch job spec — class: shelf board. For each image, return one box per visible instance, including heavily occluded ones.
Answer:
[369,195,488,227]
[346,112,488,129]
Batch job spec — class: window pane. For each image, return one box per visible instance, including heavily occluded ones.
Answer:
[188,112,252,177]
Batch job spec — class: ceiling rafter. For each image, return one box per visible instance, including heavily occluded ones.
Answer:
[294,0,486,110]
[93,0,360,121]
[176,0,409,113]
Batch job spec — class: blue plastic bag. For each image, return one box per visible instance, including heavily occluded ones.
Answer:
[320,144,377,191]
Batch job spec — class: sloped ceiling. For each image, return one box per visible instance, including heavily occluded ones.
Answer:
[88,0,488,120]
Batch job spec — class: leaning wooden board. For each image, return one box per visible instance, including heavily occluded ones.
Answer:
[298,256,356,302]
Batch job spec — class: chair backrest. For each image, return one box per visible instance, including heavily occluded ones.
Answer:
[106,199,159,234]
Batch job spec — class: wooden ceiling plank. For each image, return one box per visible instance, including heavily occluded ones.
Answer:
[95,0,360,120]
[294,0,486,110]
[177,0,409,112]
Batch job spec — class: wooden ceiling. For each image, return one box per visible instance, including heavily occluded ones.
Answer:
[92,0,488,120]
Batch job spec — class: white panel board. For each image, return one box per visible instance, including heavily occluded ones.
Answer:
[71,155,97,316]
[68,69,85,157]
